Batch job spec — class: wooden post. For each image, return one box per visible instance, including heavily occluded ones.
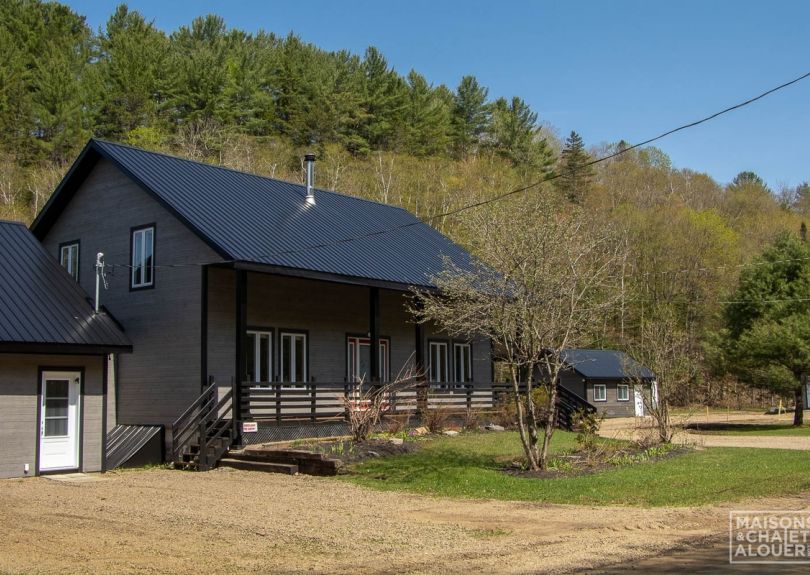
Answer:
[234,269,247,435]
[369,287,380,382]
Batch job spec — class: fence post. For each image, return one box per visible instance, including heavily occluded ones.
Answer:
[275,383,282,424]
[310,384,317,423]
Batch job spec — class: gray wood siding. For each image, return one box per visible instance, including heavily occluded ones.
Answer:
[205,271,493,386]
[40,159,223,425]
[587,380,636,418]
[0,354,104,478]
[559,371,587,399]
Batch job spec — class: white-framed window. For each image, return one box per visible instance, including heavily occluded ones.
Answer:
[246,330,273,385]
[131,225,154,289]
[453,342,472,384]
[617,384,630,401]
[59,242,79,282]
[593,384,607,402]
[347,336,390,382]
[429,341,449,384]
[280,332,307,385]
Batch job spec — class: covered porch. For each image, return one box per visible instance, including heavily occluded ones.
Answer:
[201,263,494,441]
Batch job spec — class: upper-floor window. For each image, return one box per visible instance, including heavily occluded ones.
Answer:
[59,241,79,282]
[453,342,472,383]
[131,225,154,289]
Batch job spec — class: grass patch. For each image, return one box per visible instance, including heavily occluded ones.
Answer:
[684,423,810,436]
[340,431,810,506]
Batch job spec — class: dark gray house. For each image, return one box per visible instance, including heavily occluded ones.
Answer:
[558,349,657,418]
[30,139,493,458]
[0,220,131,478]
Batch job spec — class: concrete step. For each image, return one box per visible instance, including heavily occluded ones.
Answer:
[218,457,298,475]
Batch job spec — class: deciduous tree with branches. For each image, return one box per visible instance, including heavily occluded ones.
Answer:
[412,192,623,470]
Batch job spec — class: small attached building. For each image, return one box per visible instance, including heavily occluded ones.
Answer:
[0,221,131,478]
[558,349,656,418]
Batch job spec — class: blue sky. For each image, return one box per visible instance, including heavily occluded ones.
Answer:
[66,0,810,188]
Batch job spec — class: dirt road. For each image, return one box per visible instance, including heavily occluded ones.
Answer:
[1,468,807,574]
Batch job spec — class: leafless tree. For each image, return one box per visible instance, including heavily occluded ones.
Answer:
[412,192,624,470]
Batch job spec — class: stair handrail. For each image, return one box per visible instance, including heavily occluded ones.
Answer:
[198,389,234,471]
[171,381,218,463]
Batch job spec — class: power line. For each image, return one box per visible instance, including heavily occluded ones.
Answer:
[106,69,810,270]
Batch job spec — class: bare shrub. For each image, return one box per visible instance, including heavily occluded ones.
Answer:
[342,376,418,442]
[383,413,411,435]
[571,408,603,452]
[463,408,480,431]
[422,406,452,433]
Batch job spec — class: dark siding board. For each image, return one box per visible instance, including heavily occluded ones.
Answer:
[587,380,637,418]
[0,221,129,349]
[40,159,223,426]
[0,353,104,479]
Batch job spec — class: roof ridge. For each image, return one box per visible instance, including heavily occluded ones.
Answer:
[91,138,411,214]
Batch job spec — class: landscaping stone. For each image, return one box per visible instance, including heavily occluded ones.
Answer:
[443,430,459,436]
[484,424,505,432]
[409,426,429,436]
[389,437,404,446]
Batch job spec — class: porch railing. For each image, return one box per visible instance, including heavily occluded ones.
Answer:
[239,381,596,431]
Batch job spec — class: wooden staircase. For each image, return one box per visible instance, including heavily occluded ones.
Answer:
[555,385,597,431]
[172,382,235,471]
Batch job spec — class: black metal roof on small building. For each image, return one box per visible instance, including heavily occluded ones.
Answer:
[561,349,656,381]
[0,220,131,354]
[32,139,477,290]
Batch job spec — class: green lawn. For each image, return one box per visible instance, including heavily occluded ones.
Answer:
[340,431,810,506]
[685,423,810,436]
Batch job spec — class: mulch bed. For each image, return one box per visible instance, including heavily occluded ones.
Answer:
[299,438,421,465]
[505,445,692,479]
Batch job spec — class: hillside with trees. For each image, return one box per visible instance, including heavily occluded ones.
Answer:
[1,0,808,406]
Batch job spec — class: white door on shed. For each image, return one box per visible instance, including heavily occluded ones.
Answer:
[39,371,81,472]
[633,386,645,417]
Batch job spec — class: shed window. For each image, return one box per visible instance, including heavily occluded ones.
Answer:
[131,226,154,289]
[593,384,607,402]
[59,242,79,282]
[617,384,630,401]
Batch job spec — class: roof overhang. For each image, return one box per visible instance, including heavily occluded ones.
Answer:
[227,260,439,293]
[0,342,133,355]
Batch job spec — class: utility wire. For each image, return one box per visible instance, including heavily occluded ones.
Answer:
[106,69,810,270]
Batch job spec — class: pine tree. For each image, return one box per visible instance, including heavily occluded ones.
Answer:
[451,75,489,157]
[556,130,594,204]
[487,96,553,174]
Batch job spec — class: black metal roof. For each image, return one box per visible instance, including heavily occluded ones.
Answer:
[0,220,131,354]
[33,139,477,289]
[561,349,656,381]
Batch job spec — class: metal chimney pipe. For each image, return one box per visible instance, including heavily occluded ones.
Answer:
[304,153,316,205]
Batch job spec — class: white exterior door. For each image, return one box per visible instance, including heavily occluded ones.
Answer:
[39,371,81,472]
[633,386,645,417]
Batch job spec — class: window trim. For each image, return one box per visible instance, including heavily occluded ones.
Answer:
[279,329,309,386]
[427,339,450,385]
[346,334,391,383]
[593,383,607,402]
[452,341,473,385]
[617,383,630,402]
[129,223,156,291]
[246,327,274,386]
[58,239,80,283]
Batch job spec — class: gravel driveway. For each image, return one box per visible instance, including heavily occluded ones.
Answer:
[599,412,810,450]
[1,468,807,574]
